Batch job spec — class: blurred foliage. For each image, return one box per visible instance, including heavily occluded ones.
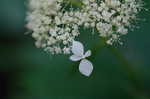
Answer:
[0,0,150,98]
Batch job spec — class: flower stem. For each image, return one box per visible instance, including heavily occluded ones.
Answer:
[65,0,82,8]
[94,38,150,99]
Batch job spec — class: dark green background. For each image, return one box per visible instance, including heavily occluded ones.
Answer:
[0,0,150,98]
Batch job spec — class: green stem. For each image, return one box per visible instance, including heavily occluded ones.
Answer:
[106,45,150,99]
[65,0,82,8]
[89,38,106,60]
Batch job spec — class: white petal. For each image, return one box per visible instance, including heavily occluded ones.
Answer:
[70,55,82,61]
[79,59,93,77]
[84,50,91,58]
[71,41,84,56]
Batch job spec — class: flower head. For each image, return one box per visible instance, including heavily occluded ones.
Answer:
[26,0,143,54]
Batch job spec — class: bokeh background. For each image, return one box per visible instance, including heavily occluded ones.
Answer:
[0,0,150,98]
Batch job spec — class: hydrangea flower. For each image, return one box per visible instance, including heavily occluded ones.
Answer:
[26,0,143,54]
[26,0,144,76]
[70,41,93,77]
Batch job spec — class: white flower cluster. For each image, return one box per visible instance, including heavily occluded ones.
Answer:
[26,0,143,54]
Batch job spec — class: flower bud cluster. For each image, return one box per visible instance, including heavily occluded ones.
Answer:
[26,0,143,54]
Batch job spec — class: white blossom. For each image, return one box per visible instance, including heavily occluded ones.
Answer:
[26,0,143,54]
[70,41,93,77]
